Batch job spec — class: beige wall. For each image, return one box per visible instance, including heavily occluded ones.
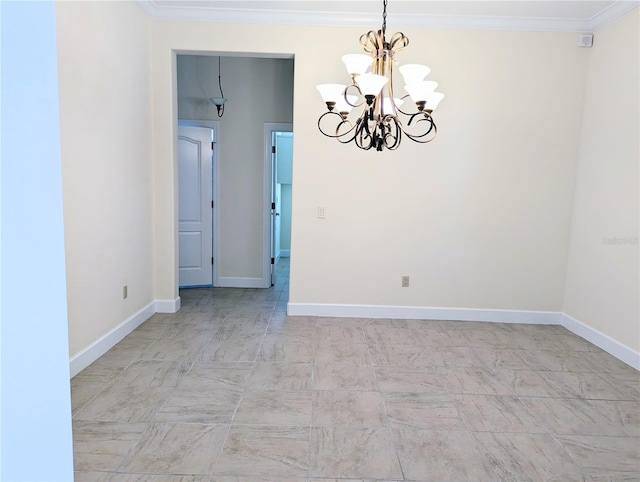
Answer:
[564,9,640,351]
[152,21,588,310]
[56,1,153,356]
[176,55,294,279]
[56,1,638,363]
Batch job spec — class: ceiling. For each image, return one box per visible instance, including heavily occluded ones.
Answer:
[135,0,639,32]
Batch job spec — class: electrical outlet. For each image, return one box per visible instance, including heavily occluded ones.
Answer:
[401,276,410,288]
[123,285,128,299]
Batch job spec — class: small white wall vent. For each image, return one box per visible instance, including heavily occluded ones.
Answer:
[578,34,594,48]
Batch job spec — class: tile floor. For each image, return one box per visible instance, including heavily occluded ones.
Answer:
[72,258,640,481]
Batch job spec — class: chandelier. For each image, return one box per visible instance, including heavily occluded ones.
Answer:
[209,56,227,117]
[316,0,444,151]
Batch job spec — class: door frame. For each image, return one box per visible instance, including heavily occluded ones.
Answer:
[263,123,293,287]
[178,119,220,286]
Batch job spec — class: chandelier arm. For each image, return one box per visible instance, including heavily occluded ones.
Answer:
[337,117,366,145]
[387,32,409,54]
[356,130,375,150]
[360,30,383,55]
[383,117,402,150]
[395,94,417,116]
[317,111,358,139]
[355,116,376,150]
[344,84,366,108]
[403,117,438,143]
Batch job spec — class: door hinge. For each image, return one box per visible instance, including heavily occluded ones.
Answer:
[271,202,276,210]
[271,257,275,265]
[211,141,215,149]
[211,257,214,265]
[211,200,214,208]
[272,145,276,154]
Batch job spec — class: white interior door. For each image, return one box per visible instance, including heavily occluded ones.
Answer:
[178,126,212,287]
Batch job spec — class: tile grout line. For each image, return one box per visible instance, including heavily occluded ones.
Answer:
[362,323,407,481]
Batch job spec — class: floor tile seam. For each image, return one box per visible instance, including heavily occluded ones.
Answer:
[113,420,157,475]
[145,380,185,425]
[215,350,262,462]
[545,430,595,475]
[521,421,638,438]
[387,422,472,433]
[307,356,320,481]
[514,393,640,402]
[363,339,405,481]
[308,423,391,429]
[307,391,313,482]
[111,469,217,477]
[561,394,640,402]
[72,378,118,417]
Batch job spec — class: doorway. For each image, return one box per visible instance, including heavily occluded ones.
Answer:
[265,123,293,287]
[176,54,294,290]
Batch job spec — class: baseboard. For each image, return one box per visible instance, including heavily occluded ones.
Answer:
[217,277,269,288]
[561,313,640,371]
[69,302,155,377]
[155,297,181,313]
[286,303,562,325]
[279,250,290,257]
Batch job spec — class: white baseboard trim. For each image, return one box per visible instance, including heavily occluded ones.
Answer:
[279,250,290,257]
[286,303,562,325]
[69,302,155,377]
[218,277,268,289]
[561,313,640,371]
[155,297,181,313]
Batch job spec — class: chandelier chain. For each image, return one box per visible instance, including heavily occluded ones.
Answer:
[382,0,387,36]
[218,56,224,100]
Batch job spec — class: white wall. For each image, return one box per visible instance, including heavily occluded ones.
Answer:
[56,1,154,357]
[0,1,74,479]
[176,55,294,281]
[564,9,639,353]
[152,22,587,313]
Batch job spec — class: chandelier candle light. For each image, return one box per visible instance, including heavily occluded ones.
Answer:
[316,0,444,151]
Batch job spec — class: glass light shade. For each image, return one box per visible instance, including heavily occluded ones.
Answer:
[381,97,404,113]
[342,54,373,76]
[354,73,388,96]
[335,95,358,113]
[405,81,439,102]
[426,92,445,111]
[316,84,346,103]
[399,64,431,84]
[209,97,227,106]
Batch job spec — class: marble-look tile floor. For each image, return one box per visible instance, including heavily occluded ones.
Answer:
[72,258,640,481]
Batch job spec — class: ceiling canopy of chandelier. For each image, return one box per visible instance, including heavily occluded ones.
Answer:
[316,0,444,152]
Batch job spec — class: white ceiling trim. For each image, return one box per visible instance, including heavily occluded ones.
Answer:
[134,1,639,33]
[587,0,638,30]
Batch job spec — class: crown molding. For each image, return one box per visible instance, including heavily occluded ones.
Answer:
[588,1,639,31]
[134,0,639,33]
